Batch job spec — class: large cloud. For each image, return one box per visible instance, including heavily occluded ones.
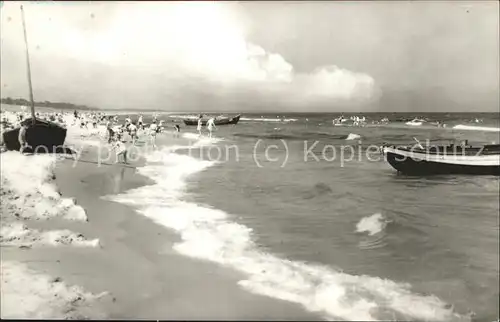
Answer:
[0,1,379,111]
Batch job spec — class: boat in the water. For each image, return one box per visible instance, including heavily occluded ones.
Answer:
[2,6,67,153]
[405,118,426,126]
[382,141,500,175]
[183,114,241,126]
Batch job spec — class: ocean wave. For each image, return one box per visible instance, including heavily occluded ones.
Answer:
[452,124,500,133]
[168,114,198,119]
[302,183,333,200]
[346,133,362,141]
[356,213,390,250]
[105,138,468,321]
[233,132,348,141]
[240,117,297,122]
[181,132,225,145]
[356,213,388,236]
[357,233,388,250]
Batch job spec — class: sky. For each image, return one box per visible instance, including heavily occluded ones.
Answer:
[0,1,498,112]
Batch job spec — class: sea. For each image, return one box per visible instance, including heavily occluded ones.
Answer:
[108,112,499,322]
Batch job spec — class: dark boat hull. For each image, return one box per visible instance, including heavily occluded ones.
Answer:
[2,118,67,153]
[183,115,241,126]
[384,149,500,176]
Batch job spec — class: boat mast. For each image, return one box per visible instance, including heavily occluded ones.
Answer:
[20,5,36,125]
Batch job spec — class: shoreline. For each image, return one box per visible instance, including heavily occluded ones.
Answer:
[0,150,111,319]
[141,134,488,322]
[53,138,322,320]
[2,110,496,320]
[1,126,321,320]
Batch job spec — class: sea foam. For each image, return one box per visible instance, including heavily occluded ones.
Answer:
[0,223,99,248]
[356,213,388,236]
[452,124,500,132]
[106,137,467,322]
[0,152,87,221]
[1,261,108,319]
[345,133,361,141]
[240,117,297,122]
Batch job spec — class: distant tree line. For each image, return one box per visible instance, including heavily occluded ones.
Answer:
[1,97,95,111]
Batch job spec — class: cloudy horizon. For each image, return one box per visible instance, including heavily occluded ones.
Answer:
[1,1,498,112]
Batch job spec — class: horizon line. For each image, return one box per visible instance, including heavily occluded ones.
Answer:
[1,99,498,114]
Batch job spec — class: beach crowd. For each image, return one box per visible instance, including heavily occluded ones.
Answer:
[0,108,181,159]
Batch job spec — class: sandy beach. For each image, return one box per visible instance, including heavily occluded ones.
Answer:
[0,147,109,318]
[0,117,320,320]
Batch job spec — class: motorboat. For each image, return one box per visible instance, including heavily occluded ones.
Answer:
[405,118,426,126]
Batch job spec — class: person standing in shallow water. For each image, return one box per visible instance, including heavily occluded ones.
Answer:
[106,119,114,144]
[206,117,216,138]
[138,114,144,130]
[149,121,158,148]
[197,115,203,138]
[113,139,128,164]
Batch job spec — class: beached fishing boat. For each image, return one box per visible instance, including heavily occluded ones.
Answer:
[183,114,241,126]
[382,142,500,175]
[2,6,67,153]
[3,118,67,152]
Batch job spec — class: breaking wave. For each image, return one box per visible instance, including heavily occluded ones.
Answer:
[452,124,500,133]
[356,213,388,236]
[105,139,468,322]
[345,133,362,141]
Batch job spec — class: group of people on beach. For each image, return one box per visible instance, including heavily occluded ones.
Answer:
[105,114,169,144]
[1,109,222,163]
[104,113,182,163]
[72,110,110,129]
[197,114,217,138]
[106,113,218,163]
[333,115,367,127]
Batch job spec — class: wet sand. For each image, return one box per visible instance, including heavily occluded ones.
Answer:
[2,138,321,319]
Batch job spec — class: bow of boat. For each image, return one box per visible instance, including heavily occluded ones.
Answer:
[382,145,500,176]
